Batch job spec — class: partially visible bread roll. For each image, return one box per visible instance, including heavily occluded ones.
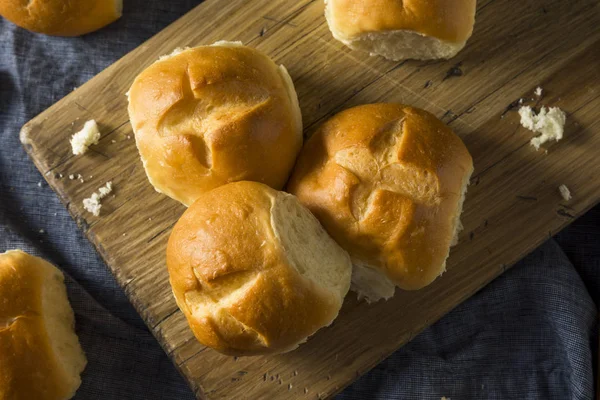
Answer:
[128,42,303,207]
[325,0,477,60]
[167,181,352,355]
[0,250,86,400]
[0,0,122,36]
[288,104,473,302]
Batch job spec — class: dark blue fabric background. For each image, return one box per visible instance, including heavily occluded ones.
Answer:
[0,2,598,399]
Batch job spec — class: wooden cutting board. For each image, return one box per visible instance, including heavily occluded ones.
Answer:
[20,0,600,398]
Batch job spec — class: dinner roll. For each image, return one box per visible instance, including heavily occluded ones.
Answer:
[325,0,477,60]
[0,250,86,400]
[128,42,303,207]
[288,104,473,302]
[0,0,122,36]
[167,181,352,355]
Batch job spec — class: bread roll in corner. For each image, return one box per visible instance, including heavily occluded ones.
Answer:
[325,0,477,60]
[0,250,86,400]
[288,104,473,302]
[0,0,122,36]
[167,181,352,356]
[128,42,303,207]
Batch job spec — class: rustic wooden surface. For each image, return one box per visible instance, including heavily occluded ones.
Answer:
[20,0,600,398]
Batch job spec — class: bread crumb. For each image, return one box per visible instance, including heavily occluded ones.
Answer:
[518,106,566,150]
[83,182,113,216]
[111,139,116,143]
[535,86,543,97]
[37,181,42,187]
[39,229,45,234]
[71,120,101,155]
[559,184,572,201]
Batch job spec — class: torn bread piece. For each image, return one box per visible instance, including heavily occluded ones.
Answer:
[558,185,572,201]
[83,182,113,216]
[518,106,566,150]
[70,120,100,155]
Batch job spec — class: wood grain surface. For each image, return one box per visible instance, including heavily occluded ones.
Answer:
[20,0,600,398]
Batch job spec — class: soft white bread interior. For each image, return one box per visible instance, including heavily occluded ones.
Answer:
[167,181,352,355]
[325,0,477,60]
[128,42,303,207]
[288,104,474,302]
[0,250,86,400]
[0,0,122,36]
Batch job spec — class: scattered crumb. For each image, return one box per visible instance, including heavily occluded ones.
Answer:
[71,119,101,155]
[53,213,57,216]
[39,229,45,234]
[69,174,75,180]
[535,86,543,97]
[288,383,292,390]
[304,388,308,394]
[83,182,113,216]
[126,135,131,139]
[37,181,42,187]
[111,139,116,143]
[518,98,524,105]
[441,397,451,400]
[558,185,572,201]
[518,106,566,150]
[58,173,63,178]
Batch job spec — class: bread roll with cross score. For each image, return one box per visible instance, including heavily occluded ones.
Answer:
[288,103,474,303]
[127,41,303,207]
[167,181,352,355]
[325,0,477,60]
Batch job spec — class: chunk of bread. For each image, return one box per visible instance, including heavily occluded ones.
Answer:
[518,106,567,150]
[0,250,86,400]
[71,120,101,156]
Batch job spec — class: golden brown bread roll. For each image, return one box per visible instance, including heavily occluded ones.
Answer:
[128,42,303,207]
[167,181,352,355]
[287,104,473,302]
[0,250,86,400]
[325,0,477,60]
[0,0,122,36]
